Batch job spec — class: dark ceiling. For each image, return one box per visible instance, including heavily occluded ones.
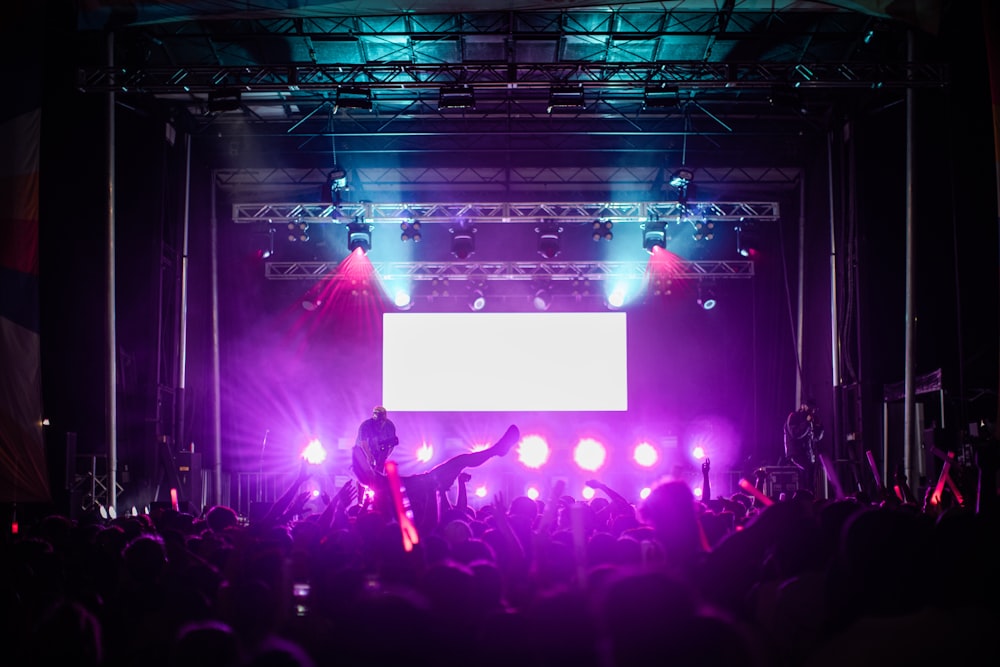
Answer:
[73,0,953,201]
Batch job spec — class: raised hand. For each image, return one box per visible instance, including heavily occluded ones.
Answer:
[493,491,508,516]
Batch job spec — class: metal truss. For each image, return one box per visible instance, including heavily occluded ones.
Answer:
[87,9,882,42]
[264,260,754,281]
[215,167,802,190]
[233,201,780,224]
[81,61,946,95]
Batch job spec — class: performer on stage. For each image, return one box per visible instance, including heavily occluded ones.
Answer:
[354,406,399,474]
[783,398,824,495]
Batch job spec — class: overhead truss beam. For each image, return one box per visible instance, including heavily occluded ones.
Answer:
[81,62,946,94]
[233,201,780,224]
[216,167,801,190]
[264,260,753,281]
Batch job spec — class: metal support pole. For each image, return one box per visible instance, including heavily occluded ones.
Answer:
[105,31,118,514]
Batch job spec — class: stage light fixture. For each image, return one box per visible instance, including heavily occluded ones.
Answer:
[287,219,310,242]
[450,222,477,259]
[641,218,668,253]
[255,227,275,258]
[692,218,715,242]
[400,219,422,242]
[393,289,413,311]
[669,167,694,189]
[547,85,585,113]
[768,85,807,115]
[697,285,717,310]
[536,221,563,259]
[207,88,242,112]
[532,286,552,311]
[469,286,487,312]
[735,221,759,257]
[347,219,373,253]
[592,219,613,241]
[439,85,476,109]
[643,84,680,109]
[335,86,373,111]
[327,165,348,192]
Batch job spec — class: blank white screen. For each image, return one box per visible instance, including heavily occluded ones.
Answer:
[382,312,628,411]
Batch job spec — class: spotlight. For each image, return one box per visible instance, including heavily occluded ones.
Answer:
[692,219,715,242]
[439,86,476,110]
[669,167,694,189]
[536,221,563,259]
[735,221,759,257]
[547,85,585,113]
[393,290,413,310]
[335,86,373,111]
[450,222,477,259]
[254,227,275,259]
[287,219,310,242]
[327,165,348,191]
[592,219,613,241]
[469,287,486,311]
[641,218,667,253]
[697,287,717,310]
[207,88,242,112]
[643,84,680,109]
[347,219,373,253]
[532,287,552,311]
[400,220,422,242]
[768,86,807,115]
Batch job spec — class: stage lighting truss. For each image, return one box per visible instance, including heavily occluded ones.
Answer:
[265,259,754,282]
[536,221,563,259]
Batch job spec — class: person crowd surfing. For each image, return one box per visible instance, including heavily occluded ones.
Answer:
[351,411,521,535]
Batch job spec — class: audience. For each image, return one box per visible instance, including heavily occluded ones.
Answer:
[2,455,997,667]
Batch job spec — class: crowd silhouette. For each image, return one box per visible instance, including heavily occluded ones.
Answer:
[2,424,999,666]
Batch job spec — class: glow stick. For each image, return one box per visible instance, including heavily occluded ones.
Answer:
[739,478,773,506]
[384,460,420,552]
[866,450,883,490]
[170,487,179,511]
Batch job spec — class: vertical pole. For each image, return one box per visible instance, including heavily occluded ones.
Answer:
[827,133,841,497]
[796,173,806,405]
[106,31,118,514]
[177,134,192,499]
[903,30,918,493]
[211,173,223,506]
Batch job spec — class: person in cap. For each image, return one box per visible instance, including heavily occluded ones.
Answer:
[354,406,399,474]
